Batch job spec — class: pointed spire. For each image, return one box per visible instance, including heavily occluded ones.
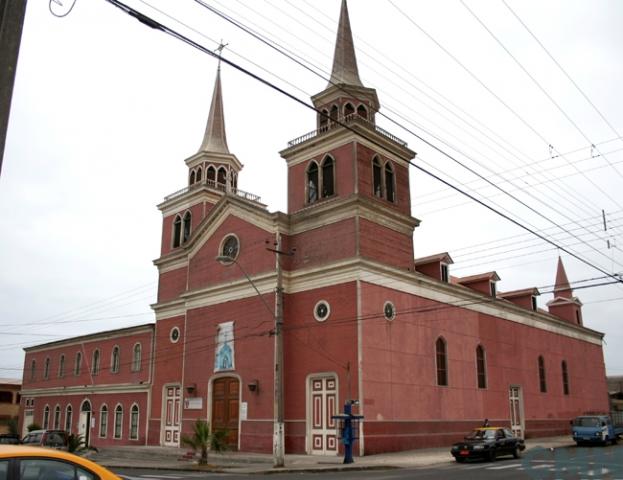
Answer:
[553,256,573,299]
[328,0,363,87]
[198,65,230,154]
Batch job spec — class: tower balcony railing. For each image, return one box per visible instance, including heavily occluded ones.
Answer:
[163,179,261,203]
[287,113,408,148]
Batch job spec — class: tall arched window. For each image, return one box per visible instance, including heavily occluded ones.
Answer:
[538,355,547,393]
[111,346,120,373]
[58,354,65,378]
[384,162,395,203]
[132,343,142,372]
[99,405,108,438]
[53,405,61,429]
[330,104,338,122]
[43,358,50,380]
[217,167,227,187]
[43,405,50,429]
[114,405,123,439]
[92,349,100,376]
[307,161,319,204]
[196,167,202,182]
[207,166,216,184]
[172,215,182,248]
[357,104,368,119]
[319,109,329,130]
[344,103,355,117]
[74,352,81,376]
[436,337,448,386]
[476,345,487,389]
[182,211,192,244]
[130,404,139,440]
[65,405,73,433]
[189,170,196,185]
[372,157,382,197]
[321,156,335,197]
[562,360,570,395]
[30,360,36,381]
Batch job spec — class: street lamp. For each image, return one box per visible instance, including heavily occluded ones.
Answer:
[215,254,285,468]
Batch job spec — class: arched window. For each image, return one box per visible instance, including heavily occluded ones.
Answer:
[43,358,50,380]
[111,346,120,373]
[58,354,65,378]
[130,404,139,440]
[30,360,36,381]
[436,337,448,386]
[538,355,547,393]
[114,405,123,439]
[65,405,73,433]
[307,161,319,204]
[562,360,570,395]
[372,157,382,197]
[53,405,61,429]
[384,162,395,203]
[43,405,50,429]
[231,172,238,190]
[217,167,227,187]
[172,215,182,248]
[182,211,192,244]
[330,104,339,122]
[319,109,329,130]
[344,103,355,117]
[357,104,368,119]
[196,167,202,182]
[476,345,487,389]
[74,352,81,376]
[132,343,142,372]
[92,349,100,376]
[99,405,108,438]
[207,166,216,184]
[189,170,196,185]
[321,156,335,197]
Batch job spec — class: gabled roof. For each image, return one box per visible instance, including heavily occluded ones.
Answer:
[414,252,454,266]
[455,271,500,285]
[498,287,540,299]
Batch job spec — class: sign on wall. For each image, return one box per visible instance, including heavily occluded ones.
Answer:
[184,397,203,410]
[214,321,235,372]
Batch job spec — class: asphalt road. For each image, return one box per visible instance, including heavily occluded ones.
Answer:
[114,443,623,480]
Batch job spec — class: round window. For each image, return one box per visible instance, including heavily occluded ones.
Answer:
[314,301,331,322]
[170,327,180,343]
[384,301,396,321]
[221,235,240,260]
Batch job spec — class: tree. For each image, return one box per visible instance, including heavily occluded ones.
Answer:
[181,420,211,465]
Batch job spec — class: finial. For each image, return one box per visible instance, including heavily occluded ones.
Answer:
[214,40,229,71]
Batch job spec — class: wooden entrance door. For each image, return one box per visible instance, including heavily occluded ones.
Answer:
[163,385,181,446]
[309,376,338,455]
[211,377,239,449]
[509,385,524,438]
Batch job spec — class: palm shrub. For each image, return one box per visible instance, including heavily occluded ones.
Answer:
[27,423,41,432]
[182,420,211,465]
[67,433,86,453]
[210,428,230,453]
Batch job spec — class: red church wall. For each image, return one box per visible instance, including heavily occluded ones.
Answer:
[286,218,356,271]
[187,216,273,291]
[358,218,414,269]
[157,268,187,303]
[549,303,580,325]
[282,283,359,453]
[415,263,442,281]
[358,282,608,453]
[160,202,214,256]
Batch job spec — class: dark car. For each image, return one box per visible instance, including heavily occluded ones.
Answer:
[451,427,525,462]
[0,434,20,445]
[21,430,69,450]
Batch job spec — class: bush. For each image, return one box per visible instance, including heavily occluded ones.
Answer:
[182,420,211,465]
[27,423,41,432]
[67,433,86,453]
[210,428,230,453]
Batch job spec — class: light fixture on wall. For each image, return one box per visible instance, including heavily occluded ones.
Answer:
[185,383,197,396]
[247,379,259,393]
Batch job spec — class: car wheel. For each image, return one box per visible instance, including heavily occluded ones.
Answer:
[612,436,618,446]
[488,449,496,462]
[513,446,521,459]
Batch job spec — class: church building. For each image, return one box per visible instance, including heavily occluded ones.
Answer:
[19,0,608,455]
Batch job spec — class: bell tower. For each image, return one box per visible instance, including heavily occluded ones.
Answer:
[280,0,419,270]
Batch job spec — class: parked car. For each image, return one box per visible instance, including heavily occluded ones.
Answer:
[571,415,623,445]
[451,427,525,462]
[0,434,20,445]
[0,445,120,479]
[21,430,69,450]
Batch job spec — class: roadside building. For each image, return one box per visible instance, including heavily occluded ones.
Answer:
[20,0,609,455]
[0,378,20,434]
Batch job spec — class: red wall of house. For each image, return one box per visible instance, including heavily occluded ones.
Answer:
[358,282,608,453]
[358,218,414,269]
[157,267,188,303]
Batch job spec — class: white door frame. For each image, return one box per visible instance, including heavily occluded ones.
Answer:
[305,372,339,455]
[509,385,525,438]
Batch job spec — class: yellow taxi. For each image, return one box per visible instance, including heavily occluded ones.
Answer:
[0,445,120,480]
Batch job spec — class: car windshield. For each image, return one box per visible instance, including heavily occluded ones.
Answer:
[573,417,601,427]
[465,429,495,440]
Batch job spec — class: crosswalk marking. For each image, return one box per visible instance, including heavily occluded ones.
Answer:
[487,463,522,470]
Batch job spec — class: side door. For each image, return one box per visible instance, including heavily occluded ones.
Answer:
[308,375,338,455]
[162,385,182,446]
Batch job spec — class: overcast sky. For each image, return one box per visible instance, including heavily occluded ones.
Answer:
[1,0,622,379]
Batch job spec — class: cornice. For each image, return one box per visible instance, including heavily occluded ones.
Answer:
[157,186,222,214]
[183,151,244,171]
[21,383,151,397]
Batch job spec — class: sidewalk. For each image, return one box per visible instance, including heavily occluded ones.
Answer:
[90,436,574,474]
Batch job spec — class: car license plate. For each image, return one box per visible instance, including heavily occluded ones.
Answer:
[460,450,469,456]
